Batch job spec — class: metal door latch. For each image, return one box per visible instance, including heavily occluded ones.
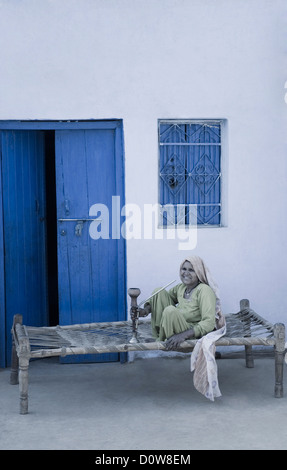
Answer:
[75,221,84,237]
[58,218,102,238]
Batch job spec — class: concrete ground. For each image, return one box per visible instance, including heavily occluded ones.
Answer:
[1,351,287,451]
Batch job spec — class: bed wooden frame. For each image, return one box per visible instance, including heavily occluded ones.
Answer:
[10,299,285,414]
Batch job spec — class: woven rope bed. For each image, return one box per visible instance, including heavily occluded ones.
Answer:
[10,299,285,414]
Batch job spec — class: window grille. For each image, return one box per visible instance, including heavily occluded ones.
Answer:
[159,120,223,226]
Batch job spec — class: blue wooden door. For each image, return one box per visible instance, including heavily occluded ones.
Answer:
[55,124,126,362]
[1,130,48,365]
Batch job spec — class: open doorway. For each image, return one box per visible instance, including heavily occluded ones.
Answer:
[44,131,59,326]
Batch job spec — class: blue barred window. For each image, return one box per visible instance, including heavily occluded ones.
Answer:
[159,120,223,226]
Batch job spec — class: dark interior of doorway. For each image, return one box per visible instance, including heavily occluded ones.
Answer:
[44,131,59,326]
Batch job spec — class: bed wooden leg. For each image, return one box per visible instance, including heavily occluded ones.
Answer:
[274,323,285,398]
[245,345,254,368]
[19,355,29,414]
[14,319,31,414]
[10,314,22,385]
[10,337,19,385]
[240,299,254,368]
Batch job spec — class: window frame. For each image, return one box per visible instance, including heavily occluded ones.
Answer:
[158,118,227,229]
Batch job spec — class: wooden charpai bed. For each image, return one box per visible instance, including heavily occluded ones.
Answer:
[10,299,285,414]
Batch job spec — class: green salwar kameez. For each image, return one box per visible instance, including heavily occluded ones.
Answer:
[149,283,216,341]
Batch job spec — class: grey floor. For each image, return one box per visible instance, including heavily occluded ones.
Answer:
[1,351,287,450]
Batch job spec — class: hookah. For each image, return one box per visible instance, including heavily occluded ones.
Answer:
[128,280,176,343]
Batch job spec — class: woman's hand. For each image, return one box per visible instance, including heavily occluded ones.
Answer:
[165,328,195,350]
[138,307,149,317]
[130,305,151,319]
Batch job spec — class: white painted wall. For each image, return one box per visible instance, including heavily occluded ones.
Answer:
[0,0,287,323]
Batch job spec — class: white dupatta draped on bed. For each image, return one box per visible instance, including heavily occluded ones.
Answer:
[181,256,226,401]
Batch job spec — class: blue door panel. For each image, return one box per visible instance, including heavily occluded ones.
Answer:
[1,130,48,365]
[55,128,126,363]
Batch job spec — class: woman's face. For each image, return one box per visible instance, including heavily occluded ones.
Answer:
[180,261,199,289]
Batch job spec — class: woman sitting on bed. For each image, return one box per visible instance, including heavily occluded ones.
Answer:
[134,255,223,350]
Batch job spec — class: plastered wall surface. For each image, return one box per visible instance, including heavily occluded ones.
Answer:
[0,0,286,321]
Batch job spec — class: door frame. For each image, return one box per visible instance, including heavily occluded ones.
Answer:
[0,120,127,367]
